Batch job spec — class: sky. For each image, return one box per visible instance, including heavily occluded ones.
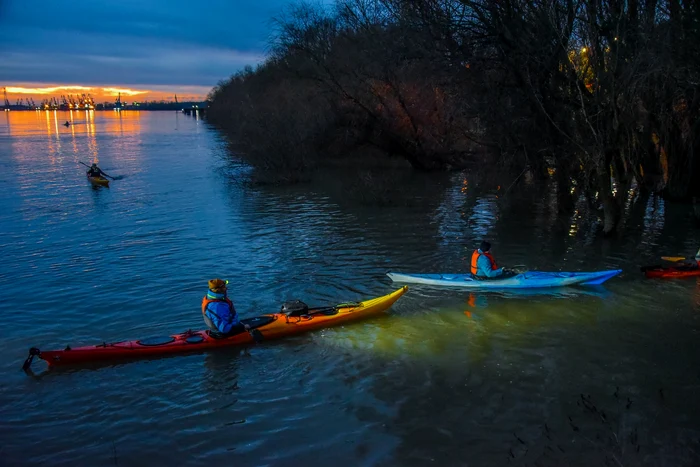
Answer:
[0,0,293,102]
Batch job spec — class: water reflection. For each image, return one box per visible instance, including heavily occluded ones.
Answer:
[86,110,98,163]
[53,110,59,136]
[643,194,665,244]
[468,195,498,239]
[201,350,244,425]
[435,173,474,249]
[44,108,51,138]
[2,112,700,466]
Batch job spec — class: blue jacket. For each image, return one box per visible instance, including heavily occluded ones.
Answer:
[202,290,239,333]
[474,250,504,278]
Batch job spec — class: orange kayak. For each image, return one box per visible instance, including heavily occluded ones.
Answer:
[24,287,408,369]
[87,175,109,186]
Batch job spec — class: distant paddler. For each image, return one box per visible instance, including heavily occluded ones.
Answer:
[80,161,114,180]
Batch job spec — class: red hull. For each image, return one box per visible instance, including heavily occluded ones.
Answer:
[26,287,408,368]
[643,266,700,279]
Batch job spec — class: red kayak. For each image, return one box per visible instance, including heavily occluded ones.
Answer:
[22,287,408,370]
[642,265,700,279]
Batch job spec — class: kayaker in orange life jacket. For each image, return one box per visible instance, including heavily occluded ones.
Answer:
[470,241,505,278]
[202,279,250,336]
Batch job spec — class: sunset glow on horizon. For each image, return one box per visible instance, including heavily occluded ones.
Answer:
[0,0,282,107]
[1,84,209,103]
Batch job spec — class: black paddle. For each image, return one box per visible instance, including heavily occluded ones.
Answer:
[501,265,527,276]
[21,347,41,372]
[248,328,264,343]
[79,161,114,180]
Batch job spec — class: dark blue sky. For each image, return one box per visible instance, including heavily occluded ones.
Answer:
[0,0,293,92]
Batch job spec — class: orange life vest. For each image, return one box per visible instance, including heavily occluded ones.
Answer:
[201,295,234,316]
[470,249,498,275]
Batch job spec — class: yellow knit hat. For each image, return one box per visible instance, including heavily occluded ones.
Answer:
[208,278,228,292]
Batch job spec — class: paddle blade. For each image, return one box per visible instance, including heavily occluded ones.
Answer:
[22,347,40,371]
[661,256,685,262]
[249,329,264,344]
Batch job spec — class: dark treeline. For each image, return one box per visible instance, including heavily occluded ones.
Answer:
[207,0,700,235]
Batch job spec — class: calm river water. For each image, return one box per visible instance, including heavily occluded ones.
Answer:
[1,111,699,466]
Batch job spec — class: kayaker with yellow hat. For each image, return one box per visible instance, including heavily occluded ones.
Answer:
[202,279,249,336]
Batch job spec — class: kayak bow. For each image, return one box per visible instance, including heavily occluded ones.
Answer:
[23,287,408,369]
[387,270,621,289]
[87,175,109,186]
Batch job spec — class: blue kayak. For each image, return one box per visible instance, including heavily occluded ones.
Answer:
[386,269,622,289]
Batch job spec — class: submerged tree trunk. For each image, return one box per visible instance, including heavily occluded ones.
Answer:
[637,130,666,193]
[597,157,621,236]
[555,160,576,215]
[664,125,694,200]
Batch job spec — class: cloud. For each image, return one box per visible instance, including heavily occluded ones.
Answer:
[0,0,287,91]
[100,88,148,97]
[0,42,265,87]
[6,86,94,95]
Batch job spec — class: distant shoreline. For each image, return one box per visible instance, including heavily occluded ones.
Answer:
[2,105,206,112]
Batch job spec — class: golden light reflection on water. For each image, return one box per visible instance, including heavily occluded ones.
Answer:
[5,110,143,170]
[569,209,580,237]
[85,110,98,163]
[53,110,59,136]
[44,108,51,138]
[43,109,62,164]
[5,109,143,136]
[314,296,606,365]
